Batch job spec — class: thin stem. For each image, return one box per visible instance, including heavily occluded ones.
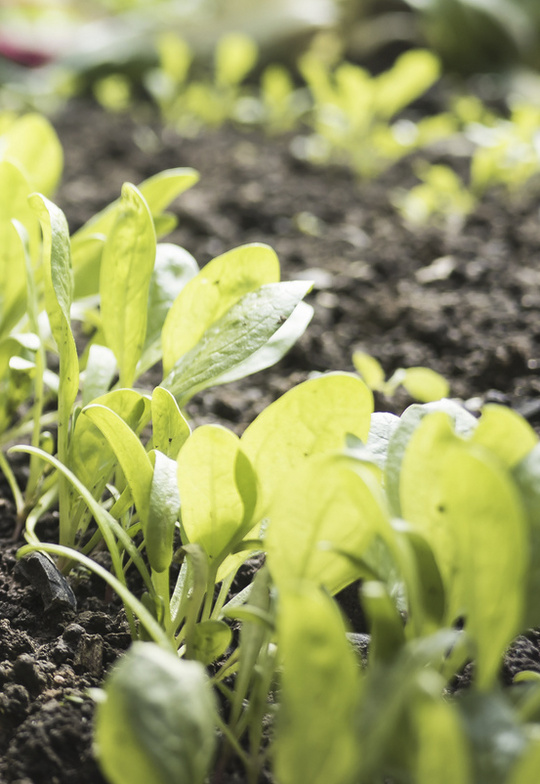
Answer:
[0,451,25,522]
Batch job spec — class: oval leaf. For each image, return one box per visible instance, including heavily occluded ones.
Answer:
[95,642,217,784]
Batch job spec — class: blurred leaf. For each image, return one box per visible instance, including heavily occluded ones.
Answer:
[95,643,217,784]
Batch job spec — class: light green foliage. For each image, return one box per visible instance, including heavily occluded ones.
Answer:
[0,113,62,197]
[274,586,361,784]
[95,643,217,784]
[352,350,450,402]
[147,32,259,131]
[141,243,199,374]
[0,162,39,338]
[93,74,132,113]
[177,425,256,566]
[100,183,156,388]
[400,411,527,689]
[298,48,445,178]
[414,694,472,784]
[69,388,150,505]
[161,243,279,376]
[266,454,388,594]
[395,163,476,224]
[161,279,312,405]
[71,167,198,298]
[242,373,373,514]
[215,32,258,88]
[151,387,190,459]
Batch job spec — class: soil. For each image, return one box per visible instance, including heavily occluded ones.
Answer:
[3,97,540,782]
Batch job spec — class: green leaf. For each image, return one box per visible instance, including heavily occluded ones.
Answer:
[83,404,154,527]
[162,243,280,377]
[73,168,199,247]
[215,32,258,87]
[82,344,116,406]
[274,586,360,784]
[266,454,388,595]
[0,113,63,196]
[71,168,198,297]
[177,425,256,564]
[385,400,477,517]
[69,388,150,501]
[147,449,180,573]
[141,243,199,373]
[211,300,313,386]
[30,193,79,409]
[0,161,40,337]
[414,694,471,784]
[513,443,540,627]
[352,351,385,390]
[161,280,311,404]
[374,49,440,119]
[242,373,373,515]
[151,387,190,459]
[95,642,217,784]
[470,404,537,468]
[400,366,450,402]
[400,412,527,689]
[361,581,406,664]
[100,183,156,387]
[191,620,232,664]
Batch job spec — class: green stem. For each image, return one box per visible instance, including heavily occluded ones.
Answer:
[0,451,25,522]
[57,391,72,548]
[152,567,172,637]
[201,561,219,623]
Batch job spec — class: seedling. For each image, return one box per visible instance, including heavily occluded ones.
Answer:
[352,350,450,402]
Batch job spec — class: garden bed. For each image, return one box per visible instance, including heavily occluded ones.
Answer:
[2,97,540,782]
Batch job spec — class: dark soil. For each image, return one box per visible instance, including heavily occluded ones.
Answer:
[3,98,540,782]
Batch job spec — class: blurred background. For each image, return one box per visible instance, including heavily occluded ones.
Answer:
[2,0,540,82]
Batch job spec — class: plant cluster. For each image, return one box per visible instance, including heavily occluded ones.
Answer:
[3,109,540,784]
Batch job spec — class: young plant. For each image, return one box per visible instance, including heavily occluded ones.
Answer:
[352,349,450,403]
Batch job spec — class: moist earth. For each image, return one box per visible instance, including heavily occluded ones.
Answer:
[2,98,540,782]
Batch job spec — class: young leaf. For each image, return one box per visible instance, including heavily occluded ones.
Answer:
[147,449,181,573]
[82,344,117,406]
[0,113,63,196]
[0,161,40,337]
[242,373,373,515]
[274,586,360,784]
[82,403,153,526]
[400,412,527,689]
[141,243,199,373]
[215,32,258,87]
[266,454,388,595]
[210,300,313,386]
[161,243,280,377]
[414,692,471,784]
[352,350,385,390]
[385,400,477,517]
[69,389,150,501]
[513,443,540,628]
[177,425,256,565]
[161,280,311,404]
[400,366,450,402]
[95,642,217,784]
[71,167,198,297]
[470,404,537,468]
[151,387,190,459]
[100,183,156,387]
[29,193,79,410]
[191,620,232,664]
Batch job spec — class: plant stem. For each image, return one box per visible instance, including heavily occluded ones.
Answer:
[0,450,25,525]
